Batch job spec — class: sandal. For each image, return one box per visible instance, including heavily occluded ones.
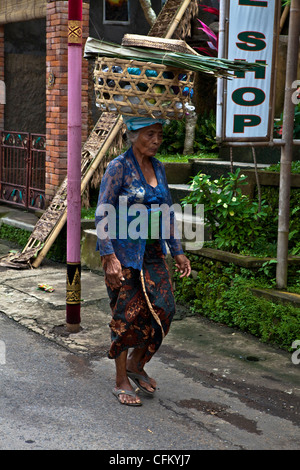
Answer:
[126,370,156,397]
[112,388,142,406]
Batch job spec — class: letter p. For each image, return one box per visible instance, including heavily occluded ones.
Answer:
[233,114,261,133]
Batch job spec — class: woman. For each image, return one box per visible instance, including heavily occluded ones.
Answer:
[95,116,191,406]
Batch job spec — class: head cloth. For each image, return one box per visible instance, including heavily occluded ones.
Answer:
[122,116,165,131]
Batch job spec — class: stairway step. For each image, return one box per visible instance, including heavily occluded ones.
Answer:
[251,288,300,308]
[190,159,269,179]
[0,205,39,232]
[168,184,192,205]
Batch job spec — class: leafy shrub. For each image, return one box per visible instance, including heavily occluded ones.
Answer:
[254,186,300,256]
[174,255,300,351]
[0,224,66,263]
[274,103,300,139]
[160,111,217,155]
[265,161,300,174]
[182,169,268,252]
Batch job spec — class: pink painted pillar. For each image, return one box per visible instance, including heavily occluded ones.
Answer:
[66,0,82,332]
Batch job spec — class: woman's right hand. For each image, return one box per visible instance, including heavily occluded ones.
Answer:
[101,253,125,290]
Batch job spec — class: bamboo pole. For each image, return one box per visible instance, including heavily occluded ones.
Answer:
[164,0,192,39]
[280,4,290,33]
[276,0,300,289]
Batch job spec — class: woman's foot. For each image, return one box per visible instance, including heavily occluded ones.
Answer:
[114,350,142,405]
[126,359,156,394]
[112,387,142,406]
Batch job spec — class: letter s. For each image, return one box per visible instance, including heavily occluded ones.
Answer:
[237,32,266,51]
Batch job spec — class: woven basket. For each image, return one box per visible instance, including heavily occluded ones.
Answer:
[93,57,194,120]
[121,34,197,55]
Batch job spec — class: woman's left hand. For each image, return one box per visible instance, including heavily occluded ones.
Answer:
[174,254,191,278]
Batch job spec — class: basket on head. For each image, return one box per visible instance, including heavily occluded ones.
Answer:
[93,57,194,120]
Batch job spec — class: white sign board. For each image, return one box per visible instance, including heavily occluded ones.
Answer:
[219,0,279,141]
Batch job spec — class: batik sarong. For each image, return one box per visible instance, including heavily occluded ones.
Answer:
[105,242,176,367]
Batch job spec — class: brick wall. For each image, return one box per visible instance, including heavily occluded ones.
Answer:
[0,25,4,131]
[45,1,89,203]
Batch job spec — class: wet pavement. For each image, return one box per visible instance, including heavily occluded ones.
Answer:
[0,220,300,449]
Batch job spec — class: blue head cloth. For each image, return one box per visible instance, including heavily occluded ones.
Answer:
[122,116,165,131]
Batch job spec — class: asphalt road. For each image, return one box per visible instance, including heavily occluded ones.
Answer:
[1,307,299,452]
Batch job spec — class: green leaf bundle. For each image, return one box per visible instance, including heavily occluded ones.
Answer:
[84,37,265,79]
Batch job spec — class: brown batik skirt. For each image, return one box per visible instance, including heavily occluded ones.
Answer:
[105,242,176,367]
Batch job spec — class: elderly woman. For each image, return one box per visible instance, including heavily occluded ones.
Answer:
[95,116,191,406]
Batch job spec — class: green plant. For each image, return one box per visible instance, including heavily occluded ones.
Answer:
[160,111,218,155]
[264,161,300,174]
[160,119,186,154]
[0,224,66,263]
[255,186,300,256]
[274,103,300,139]
[182,169,268,252]
[257,259,278,277]
[194,110,218,151]
[156,152,219,163]
[81,206,97,220]
[174,254,300,351]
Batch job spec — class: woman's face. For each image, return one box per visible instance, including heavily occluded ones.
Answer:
[133,124,163,158]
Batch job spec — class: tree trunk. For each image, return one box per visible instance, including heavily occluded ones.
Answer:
[139,0,157,26]
[183,109,198,155]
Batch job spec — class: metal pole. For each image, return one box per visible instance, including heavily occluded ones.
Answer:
[216,0,226,141]
[276,0,300,289]
[66,0,83,332]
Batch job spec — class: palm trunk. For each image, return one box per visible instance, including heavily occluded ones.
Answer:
[183,109,197,154]
[139,0,157,26]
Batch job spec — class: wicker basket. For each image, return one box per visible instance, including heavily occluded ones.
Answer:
[93,57,194,120]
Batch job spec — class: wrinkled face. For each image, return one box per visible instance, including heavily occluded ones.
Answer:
[133,124,163,158]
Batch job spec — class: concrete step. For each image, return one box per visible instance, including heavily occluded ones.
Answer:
[0,205,40,232]
[81,228,103,272]
[251,288,300,308]
[168,183,193,205]
[190,159,269,180]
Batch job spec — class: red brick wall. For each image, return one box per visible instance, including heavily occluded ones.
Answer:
[45,1,89,203]
[0,25,4,131]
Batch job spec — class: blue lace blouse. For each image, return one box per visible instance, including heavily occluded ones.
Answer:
[95,146,184,270]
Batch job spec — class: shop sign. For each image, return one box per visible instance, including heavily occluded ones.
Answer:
[220,0,280,141]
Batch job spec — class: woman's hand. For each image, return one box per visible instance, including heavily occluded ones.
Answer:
[101,253,125,290]
[174,254,191,278]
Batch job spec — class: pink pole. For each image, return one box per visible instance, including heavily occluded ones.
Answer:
[66,0,82,332]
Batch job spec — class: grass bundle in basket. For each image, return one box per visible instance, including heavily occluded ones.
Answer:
[84,38,265,119]
[84,38,264,78]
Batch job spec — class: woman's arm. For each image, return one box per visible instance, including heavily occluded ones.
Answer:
[95,158,125,287]
[174,253,191,278]
[95,158,124,256]
[101,253,125,290]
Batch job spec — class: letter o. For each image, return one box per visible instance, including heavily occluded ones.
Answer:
[232,87,265,106]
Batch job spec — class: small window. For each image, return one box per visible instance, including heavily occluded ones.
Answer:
[103,0,130,25]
